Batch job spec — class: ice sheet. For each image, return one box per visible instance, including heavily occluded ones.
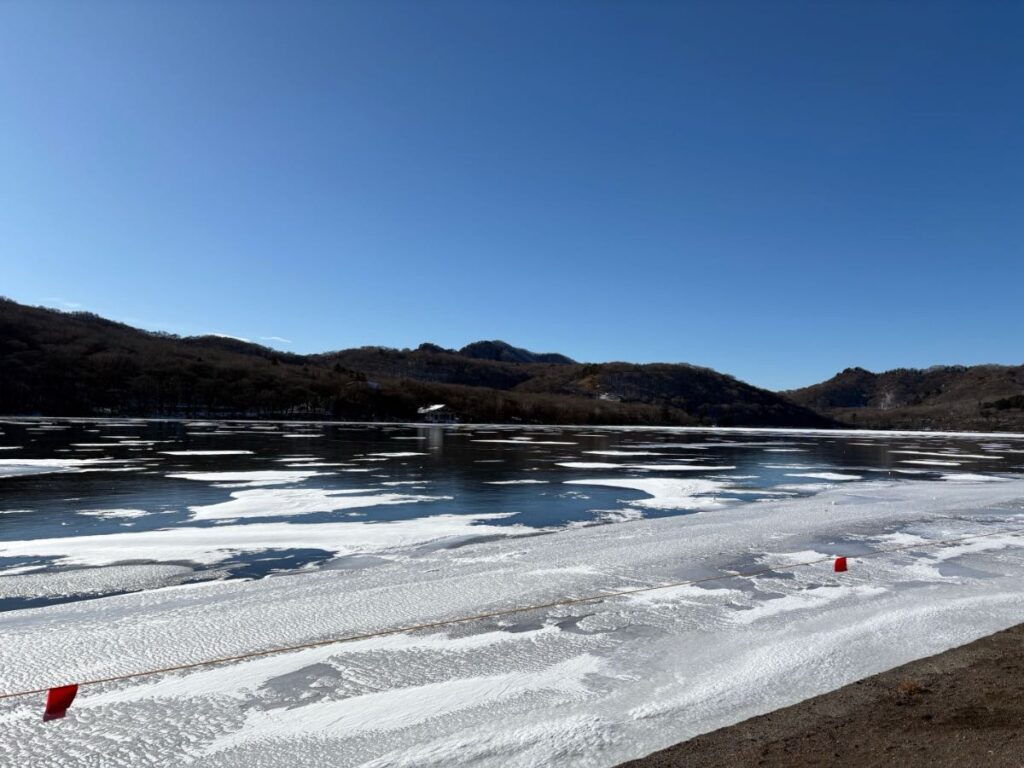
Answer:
[161,451,256,456]
[77,508,150,519]
[564,477,730,510]
[557,462,732,471]
[784,472,862,481]
[889,451,1001,460]
[474,439,579,445]
[168,470,330,487]
[485,480,551,485]
[0,513,529,570]
[940,473,1007,483]
[188,487,453,520]
[583,451,666,457]
[0,458,128,478]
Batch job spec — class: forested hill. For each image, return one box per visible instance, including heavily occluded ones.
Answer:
[0,298,831,427]
[786,365,1024,431]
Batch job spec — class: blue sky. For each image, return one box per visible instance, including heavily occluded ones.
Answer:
[1,1,1021,390]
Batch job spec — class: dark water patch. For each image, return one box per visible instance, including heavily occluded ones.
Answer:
[0,591,133,613]
[219,548,336,580]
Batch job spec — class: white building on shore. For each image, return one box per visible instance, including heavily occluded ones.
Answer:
[417,403,457,423]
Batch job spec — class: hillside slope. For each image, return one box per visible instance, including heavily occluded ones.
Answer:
[785,365,1024,431]
[0,298,830,427]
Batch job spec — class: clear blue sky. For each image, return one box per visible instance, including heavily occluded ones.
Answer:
[2,1,1021,390]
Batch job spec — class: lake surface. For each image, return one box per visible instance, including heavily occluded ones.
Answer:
[2,418,1023,611]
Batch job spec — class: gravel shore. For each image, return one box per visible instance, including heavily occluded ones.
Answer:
[618,622,1024,768]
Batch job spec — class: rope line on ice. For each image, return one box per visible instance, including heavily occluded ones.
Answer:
[4,519,1024,718]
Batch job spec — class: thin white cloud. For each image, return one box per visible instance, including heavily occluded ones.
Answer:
[259,335,293,345]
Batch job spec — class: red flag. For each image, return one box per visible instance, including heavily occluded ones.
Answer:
[43,684,78,722]
[834,556,848,573]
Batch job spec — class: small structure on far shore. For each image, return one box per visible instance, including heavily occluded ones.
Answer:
[417,403,457,423]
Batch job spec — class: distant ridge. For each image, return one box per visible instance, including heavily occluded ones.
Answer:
[786,364,1024,431]
[0,297,829,427]
[7,296,1021,431]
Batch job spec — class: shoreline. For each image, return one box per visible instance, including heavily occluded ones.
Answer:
[4,414,1024,439]
[618,622,1024,767]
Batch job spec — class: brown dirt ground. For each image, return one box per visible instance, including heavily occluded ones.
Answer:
[617,623,1024,768]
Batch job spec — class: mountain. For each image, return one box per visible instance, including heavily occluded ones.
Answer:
[785,365,1024,431]
[0,297,830,427]
[457,340,575,365]
[315,342,828,426]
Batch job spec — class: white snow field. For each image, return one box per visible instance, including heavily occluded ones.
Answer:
[2,477,1024,766]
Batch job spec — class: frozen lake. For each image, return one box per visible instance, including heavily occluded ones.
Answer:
[2,419,1024,766]
[2,418,1023,608]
